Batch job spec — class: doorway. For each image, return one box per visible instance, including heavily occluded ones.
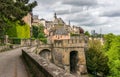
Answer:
[70,51,78,74]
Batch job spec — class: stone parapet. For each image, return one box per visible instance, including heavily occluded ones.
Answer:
[22,50,75,77]
[0,45,10,52]
[0,45,21,52]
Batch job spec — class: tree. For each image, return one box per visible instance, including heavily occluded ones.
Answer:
[32,24,47,43]
[86,40,109,76]
[0,0,37,35]
[106,35,120,76]
[103,33,115,51]
[32,25,38,38]
[84,31,90,37]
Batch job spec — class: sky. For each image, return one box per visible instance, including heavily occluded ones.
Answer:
[30,0,120,35]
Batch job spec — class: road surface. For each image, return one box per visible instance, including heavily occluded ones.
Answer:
[0,48,28,77]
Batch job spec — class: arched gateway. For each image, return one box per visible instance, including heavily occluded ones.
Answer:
[39,49,51,61]
[36,36,88,76]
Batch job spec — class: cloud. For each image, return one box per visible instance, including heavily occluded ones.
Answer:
[30,0,120,34]
[55,7,83,15]
[62,0,98,7]
[101,9,120,17]
[30,0,57,5]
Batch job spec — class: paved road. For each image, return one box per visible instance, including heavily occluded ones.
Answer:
[0,48,28,77]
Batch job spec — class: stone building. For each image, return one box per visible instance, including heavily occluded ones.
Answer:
[32,15,41,26]
[44,13,84,43]
[32,13,84,35]
[71,26,84,34]
[22,13,32,27]
[48,26,71,43]
[31,13,88,76]
[35,35,88,76]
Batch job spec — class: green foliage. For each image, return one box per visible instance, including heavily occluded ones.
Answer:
[32,24,47,43]
[84,31,90,36]
[0,0,37,36]
[0,0,37,21]
[86,40,109,76]
[106,35,120,76]
[103,33,115,51]
[16,23,30,39]
[12,38,21,44]
[39,38,47,44]
[7,20,30,39]
[6,19,17,37]
[38,24,44,33]
[38,33,45,38]
[32,25,38,38]
[103,33,120,76]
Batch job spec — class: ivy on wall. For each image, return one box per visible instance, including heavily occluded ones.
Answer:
[7,20,30,39]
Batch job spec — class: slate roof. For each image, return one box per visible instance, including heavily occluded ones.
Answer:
[54,28,68,35]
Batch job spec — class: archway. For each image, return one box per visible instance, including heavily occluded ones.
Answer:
[70,51,78,74]
[39,49,51,61]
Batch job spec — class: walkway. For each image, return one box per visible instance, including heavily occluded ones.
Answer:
[0,48,28,77]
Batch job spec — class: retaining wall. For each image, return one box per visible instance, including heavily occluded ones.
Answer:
[22,50,75,77]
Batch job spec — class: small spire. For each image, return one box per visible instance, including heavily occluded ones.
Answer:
[54,12,57,19]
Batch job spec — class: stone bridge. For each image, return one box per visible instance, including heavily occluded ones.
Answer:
[35,37,88,76]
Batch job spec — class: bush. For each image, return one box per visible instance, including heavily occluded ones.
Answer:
[86,40,109,76]
[12,39,21,44]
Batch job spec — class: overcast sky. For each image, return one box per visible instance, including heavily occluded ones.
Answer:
[30,0,120,35]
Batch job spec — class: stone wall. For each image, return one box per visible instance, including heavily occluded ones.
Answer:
[0,45,21,52]
[22,50,75,77]
[35,36,88,75]
[20,39,43,46]
[0,38,43,47]
[0,45,10,52]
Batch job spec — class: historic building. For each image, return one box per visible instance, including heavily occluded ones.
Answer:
[32,13,84,43]
[32,15,41,26]
[34,35,88,76]
[23,13,88,76]
[22,13,32,27]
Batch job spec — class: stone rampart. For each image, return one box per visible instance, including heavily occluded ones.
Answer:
[22,50,75,77]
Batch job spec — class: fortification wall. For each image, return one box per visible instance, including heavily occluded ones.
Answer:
[53,38,85,48]
[35,36,88,75]
[22,50,75,77]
